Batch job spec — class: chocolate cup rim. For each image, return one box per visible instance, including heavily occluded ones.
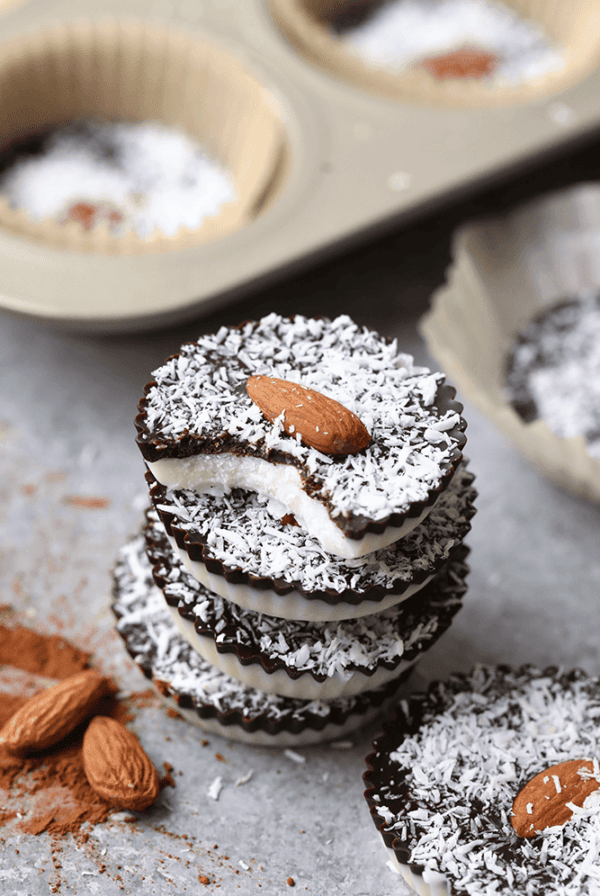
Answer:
[146,467,476,607]
[111,586,414,736]
[146,509,470,683]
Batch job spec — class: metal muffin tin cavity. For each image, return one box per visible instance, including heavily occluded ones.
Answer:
[2,1,600,326]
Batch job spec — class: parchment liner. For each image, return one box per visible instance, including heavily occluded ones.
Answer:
[269,0,600,106]
[0,19,288,253]
[421,182,600,502]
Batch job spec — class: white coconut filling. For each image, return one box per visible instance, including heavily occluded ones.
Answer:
[384,847,448,896]
[165,530,433,622]
[148,453,431,558]
[165,602,412,701]
[138,315,467,558]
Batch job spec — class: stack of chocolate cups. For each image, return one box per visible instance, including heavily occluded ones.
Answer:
[112,314,476,747]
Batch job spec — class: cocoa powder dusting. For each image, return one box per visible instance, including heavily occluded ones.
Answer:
[0,623,90,678]
[0,622,122,838]
[0,808,18,827]
[127,687,160,708]
[159,762,176,790]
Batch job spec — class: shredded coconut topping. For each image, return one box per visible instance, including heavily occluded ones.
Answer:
[366,664,600,896]
[112,533,407,729]
[506,295,600,458]
[137,315,466,535]
[150,463,475,602]
[145,507,468,681]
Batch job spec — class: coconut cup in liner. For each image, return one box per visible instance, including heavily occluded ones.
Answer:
[269,0,600,106]
[111,531,413,747]
[421,182,600,503]
[363,664,600,896]
[146,463,476,623]
[144,505,470,700]
[0,19,287,253]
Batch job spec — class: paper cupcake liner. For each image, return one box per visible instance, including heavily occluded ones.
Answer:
[145,502,470,700]
[421,182,600,503]
[111,531,414,746]
[269,0,600,106]
[0,19,287,253]
[0,0,24,16]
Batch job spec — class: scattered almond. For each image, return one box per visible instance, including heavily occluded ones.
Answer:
[421,46,498,80]
[246,376,371,456]
[511,758,600,838]
[82,715,160,811]
[0,668,110,754]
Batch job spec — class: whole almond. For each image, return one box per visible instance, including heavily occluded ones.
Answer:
[511,758,600,838]
[246,376,371,455]
[82,716,160,811]
[0,668,110,754]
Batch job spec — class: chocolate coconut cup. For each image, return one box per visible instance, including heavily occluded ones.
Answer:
[112,532,413,747]
[146,462,476,622]
[136,314,467,560]
[364,664,600,896]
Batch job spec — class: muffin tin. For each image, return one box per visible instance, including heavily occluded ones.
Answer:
[2,0,600,329]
